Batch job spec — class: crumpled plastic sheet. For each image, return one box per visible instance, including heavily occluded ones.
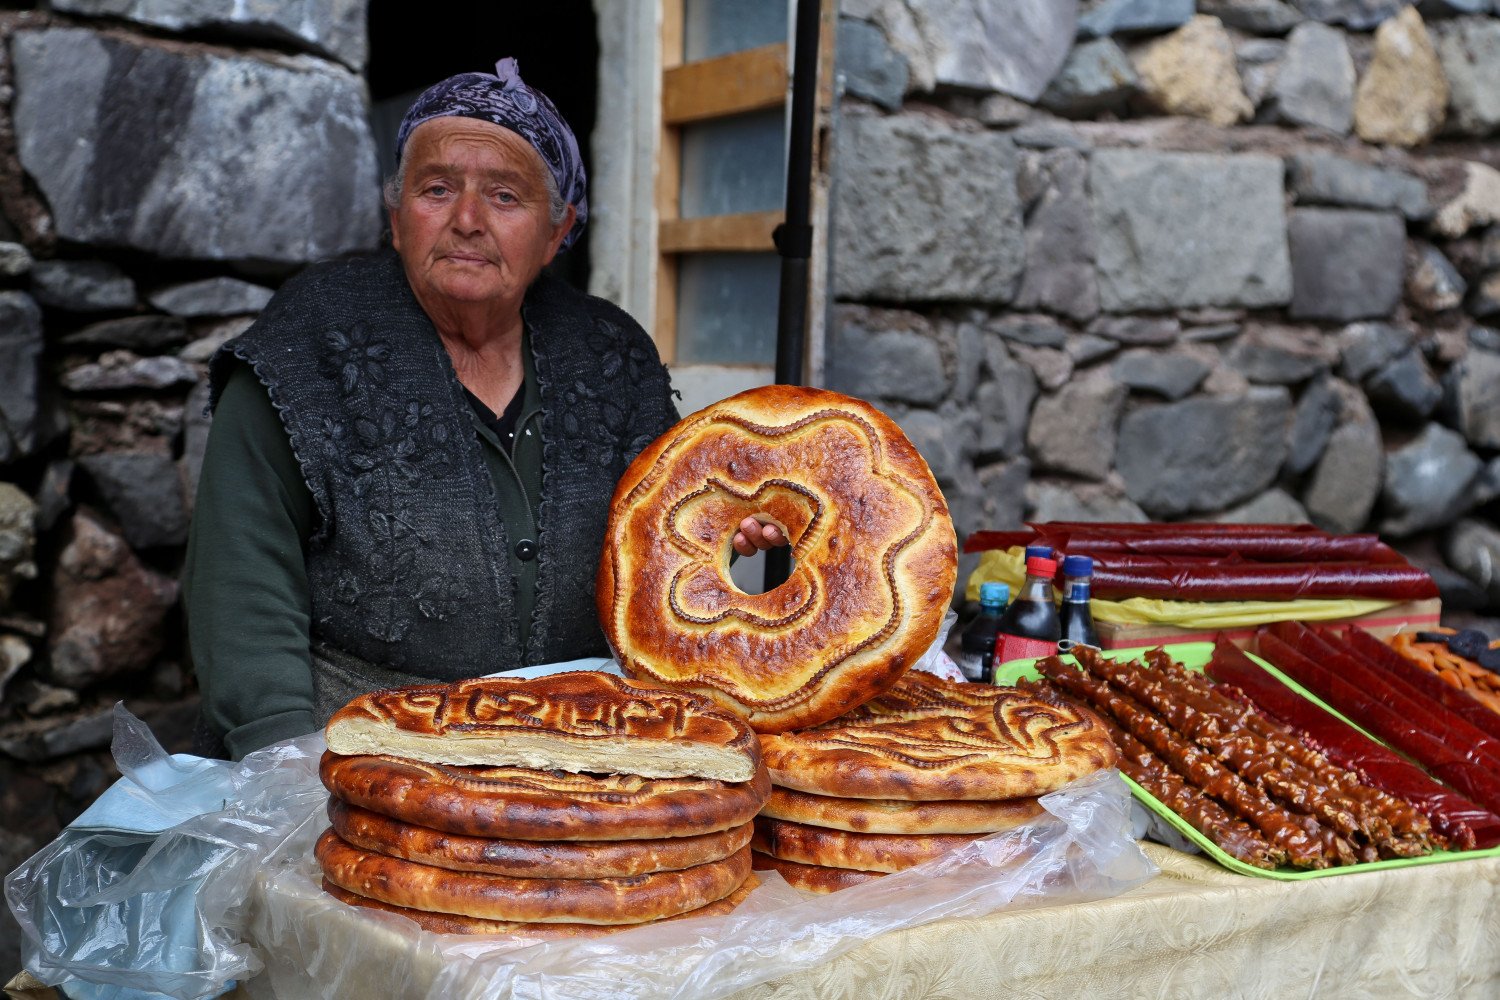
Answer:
[4,704,326,1000]
[244,767,1156,1000]
[909,609,964,682]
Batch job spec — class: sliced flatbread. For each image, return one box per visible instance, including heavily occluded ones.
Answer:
[325,671,759,782]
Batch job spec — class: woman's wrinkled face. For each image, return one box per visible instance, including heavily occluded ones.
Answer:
[390,117,573,314]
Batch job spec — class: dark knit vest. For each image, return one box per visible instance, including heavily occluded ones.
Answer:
[208,249,676,688]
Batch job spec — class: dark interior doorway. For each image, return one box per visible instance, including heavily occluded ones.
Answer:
[365,1,599,289]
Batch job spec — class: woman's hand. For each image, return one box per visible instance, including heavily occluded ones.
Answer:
[732,516,789,557]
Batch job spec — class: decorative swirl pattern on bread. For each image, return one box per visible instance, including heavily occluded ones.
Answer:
[760,688,1118,801]
[598,386,957,733]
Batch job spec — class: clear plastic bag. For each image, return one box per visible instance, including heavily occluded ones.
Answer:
[4,704,326,1000]
[244,767,1156,1000]
[909,609,965,682]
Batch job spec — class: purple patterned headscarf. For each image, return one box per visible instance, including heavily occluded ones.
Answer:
[395,58,588,250]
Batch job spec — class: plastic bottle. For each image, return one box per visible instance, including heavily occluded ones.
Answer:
[957,582,1010,683]
[1058,554,1099,649]
[991,556,1062,669]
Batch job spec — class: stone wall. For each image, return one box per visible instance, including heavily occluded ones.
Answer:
[0,3,379,967]
[828,0,1500,620]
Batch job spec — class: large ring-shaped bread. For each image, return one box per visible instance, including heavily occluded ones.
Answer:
[598,386,957,733]
[751,851,882,893]
[759,785,1046,836]
[752,817,977,873]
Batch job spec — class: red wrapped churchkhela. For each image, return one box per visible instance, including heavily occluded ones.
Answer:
[1206,637,1500,850]
[963,522,1434,603]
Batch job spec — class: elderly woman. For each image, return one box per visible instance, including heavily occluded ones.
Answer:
[183,60,783,759]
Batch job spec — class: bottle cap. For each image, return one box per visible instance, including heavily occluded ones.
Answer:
[978,581,1009,605]
[1061,554,1093,578]
[1025,556,1058,578]
[1024,544,1055,561]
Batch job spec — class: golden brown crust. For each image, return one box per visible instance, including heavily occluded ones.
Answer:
[759,687,1119,801]
[752,817,975,873]
[831,670,1017,723]
[320,752,771,841]
[750,851,883,893]
[760,785,1046,835]
[316,829,751,924]
[324,671,760,782]
[318,875,761,937]
[598,385,957,734]
[328,799,753,878]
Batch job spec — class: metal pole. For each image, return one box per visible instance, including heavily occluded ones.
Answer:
[766,0,821,593]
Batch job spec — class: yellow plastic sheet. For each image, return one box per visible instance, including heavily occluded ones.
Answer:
[966,548,1397,629]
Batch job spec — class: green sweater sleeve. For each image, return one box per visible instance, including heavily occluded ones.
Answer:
[182,364,319,759]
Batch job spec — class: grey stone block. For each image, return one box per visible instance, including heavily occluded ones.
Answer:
[78,452,189,549]
[1339,321,1414,381]
[1111,348,1212,399]
[1212,488,1311,524]
[1288,209,1406,321]
[29,260,136,312]
[837,17,909,110]
[892,406,974,486]
[1201,0,1307,33]
[1013,150,1100,321]
[1304,399,1383,534]
[0,243,32,278]
[1284,374,1341,475]
[1027,373,1127,480]
[1092,149,1291,311]
[834,114,1024,303]
[826,308,949,405]
[1445,518,1500,607]
[1088,315,1181,345]
[1115,387,1293,517]
[49,0,369,70]
[61,316,189,352]
[1027,480,1149,523]
[148,277,274,318]
[12,29,381,265]
[1287,152,1430,219]
[1380,422,1483,537]
[1079,0,1195,37]
[1406,242,1467,312]
[1272,21,1355,133]
[1453,347,1500,449]
[896,0,1078,101]
[1038,38,1138,117]
[0,293,44,464]
[1294,0,1409,29]
[1434,17,1500,137]
[977,339,1038,457]
[1067,333,1121,365]
[61,352,199,394]
[1469,271,1500,320]
[1227,336,1331,385]
[1237,38,1288,108]
[991,314,1069,349]
[1365,348,1443,421]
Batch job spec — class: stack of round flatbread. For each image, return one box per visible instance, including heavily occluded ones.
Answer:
[752,671,1118,892]
[315,671,770,935]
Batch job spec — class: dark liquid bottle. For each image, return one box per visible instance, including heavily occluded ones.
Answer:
[1059,554,1100,648]
[990,556,1061,674]
[958,582,1009,682]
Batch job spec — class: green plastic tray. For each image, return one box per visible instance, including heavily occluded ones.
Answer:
[994,641,1500,880]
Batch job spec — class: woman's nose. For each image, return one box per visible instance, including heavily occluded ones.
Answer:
[451,189,484,234]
